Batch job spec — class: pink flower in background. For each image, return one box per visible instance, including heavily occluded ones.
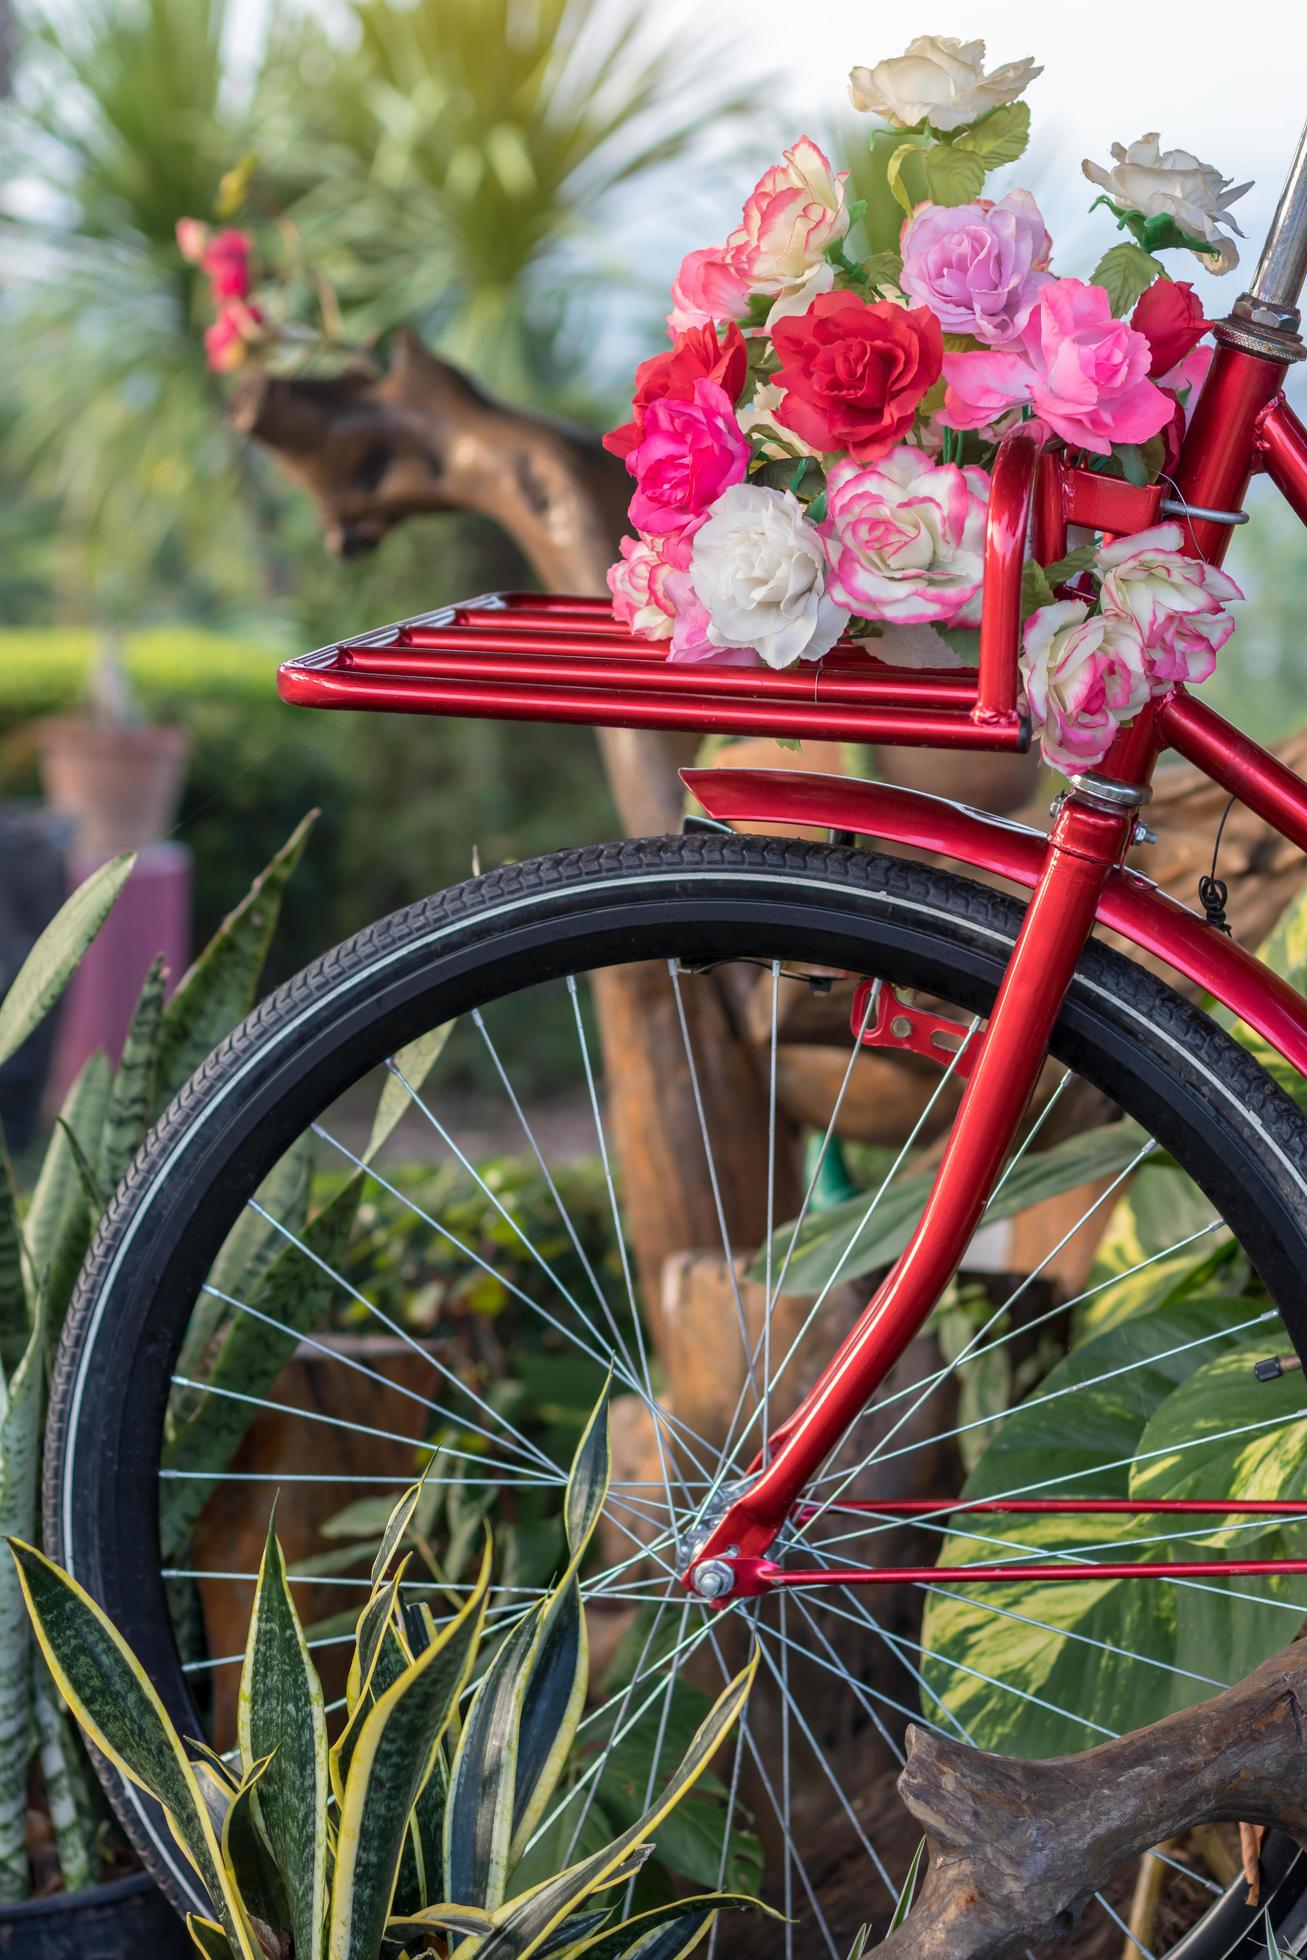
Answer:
[607,535,679,639]
[820,447,990,625]
[900,190,1052,346]
[941,278,1173,454]
[626,378,750,545]
[1021,600,1150,769]
[1095,522,1242,689]
[667,247,752,332]
[203,299,264,373]
[724,136,850,301]
[201,228,254,301]
[176,217,210,265]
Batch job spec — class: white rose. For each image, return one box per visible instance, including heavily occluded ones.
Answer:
[849,36,1041,133]
[1082,134,1251,272]
[764,259,836,329]
[736,380,822,461]
[690,484,849,669]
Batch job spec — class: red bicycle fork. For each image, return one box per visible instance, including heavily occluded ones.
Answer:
[678,788,1307,1604]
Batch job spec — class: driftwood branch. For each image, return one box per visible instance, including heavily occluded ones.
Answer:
[880,1640,1307,1960]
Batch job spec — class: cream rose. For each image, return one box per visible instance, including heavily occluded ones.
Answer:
[1083,135,1251,272]
[736,380,822,461]
[690,484,849,668]
[849,36,1041,133]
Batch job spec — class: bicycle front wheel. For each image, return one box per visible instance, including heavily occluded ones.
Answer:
[48,835,1307,1957]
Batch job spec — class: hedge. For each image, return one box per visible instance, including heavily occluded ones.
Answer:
[0,629,616,1003]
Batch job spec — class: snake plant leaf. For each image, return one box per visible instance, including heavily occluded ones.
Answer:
[192,1758,235,1839]
[160,1172,364,1561]
[238,1516,328,1960]
[888,1839,926,1933]
[54,1115,106,1223]
[554,1894,767,1960]
[388,1902,496,1940]
[186,1915,237,1960]
[329,1547,490,1960]
[443,1605,541,1910]
[755,1121,1149,1295]
[0,1307,45,1900]
[32,1665,98,1893]
[333,1590,412,1810]
[468,1655,757,1960]
[564,1380,611,1562]
[367,1025,456,1163]
[99,953,166,1191]
[178,1136,314,1386]
[0,852,134,1072]
[0,1147,29,1382]
[10,1541,262,1960]
[25,1050,111,1337]
[371,1466,436,1588]
[222,1753,293,1940]
[155,812,316,1108]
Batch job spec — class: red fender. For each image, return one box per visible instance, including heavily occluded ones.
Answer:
[682,766,1307,1081]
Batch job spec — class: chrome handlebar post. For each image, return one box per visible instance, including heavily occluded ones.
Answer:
[1224,121,1307,361]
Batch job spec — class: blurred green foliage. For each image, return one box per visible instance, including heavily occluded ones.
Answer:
[0,629,615,983]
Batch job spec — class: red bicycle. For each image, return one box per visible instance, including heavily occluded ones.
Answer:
[49,129,1307,1955]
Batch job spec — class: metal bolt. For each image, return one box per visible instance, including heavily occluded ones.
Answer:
[1132,821,1158,846]
[690,1559,736,1601]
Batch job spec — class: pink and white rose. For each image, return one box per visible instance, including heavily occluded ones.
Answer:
[724,137,850,303]
[626,378,751,548]
[819,447,990,626]
[900,190,1051,347]
[849,36,1041,132]
[667,246,752,332]
[1021,600,1150,770]
[606,534,678,640]
[941,278,1174,454]
[689,483,849,668]
[1095,522,1243,689]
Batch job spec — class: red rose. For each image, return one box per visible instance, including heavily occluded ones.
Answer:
[1130,279,1209,379]
[771,292,943,462]
[604,321,748,459]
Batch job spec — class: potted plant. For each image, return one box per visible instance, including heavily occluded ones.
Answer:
[11,1398,766,1960]
[36,632,191,860]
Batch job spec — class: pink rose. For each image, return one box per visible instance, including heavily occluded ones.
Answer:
[1095,521,1242,690]
[607,534,678,641]
[668,247,751,333]
[176,217,210,265]
[203,299,265,373]
[202,228,254,301]
[900,190,1051,347]
[626,378,750,547]
[820,447,990,626]
[724,136,850,301]
[1021,600,1150,770]
[941,278,1174,455]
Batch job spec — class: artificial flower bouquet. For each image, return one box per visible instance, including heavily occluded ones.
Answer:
[604,35,1249,772]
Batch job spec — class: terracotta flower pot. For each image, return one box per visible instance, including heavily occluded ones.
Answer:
[36,721,191,857]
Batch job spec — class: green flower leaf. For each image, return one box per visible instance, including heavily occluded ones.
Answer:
[1089,242,1165,318]
[862,249,904,294]
[922,143,987,208]
[954,102,1031,170]
[1041,544,1099,589]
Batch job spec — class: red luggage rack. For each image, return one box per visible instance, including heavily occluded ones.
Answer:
[275,428,1105,749]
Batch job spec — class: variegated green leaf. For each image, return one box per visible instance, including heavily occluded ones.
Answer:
[10,1542,262,1960]
[367,1025,456,1163]
[388,1901,496,1940]
[371,1470,434,1588]
[564,1381,611,1562]
[0,853,134,1072]
[557,1894,766,1960]
[239,1516,328,1960]
[889,1839,926,1932]
[32,1666,97,1893]
[333,1596,412,1809]
[187,1915,236,1960]
[509,1580,586,1867]
[161,1174,363,1560]
[755,1122,1148,1295]
[469,1657,757,1960]
[443,1605,541,1909]
[25,1050,111,1330]
[0,1308,44,1900]
[329,1551,490,1960]
[54,1115,105,1223]
[0,1148,29,1378]
[99,953,166,1190]
[222,1752,291,1937]
[155,813,316,1107]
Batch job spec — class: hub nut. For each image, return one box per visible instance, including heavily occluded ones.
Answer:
[690,1559,736,1601]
